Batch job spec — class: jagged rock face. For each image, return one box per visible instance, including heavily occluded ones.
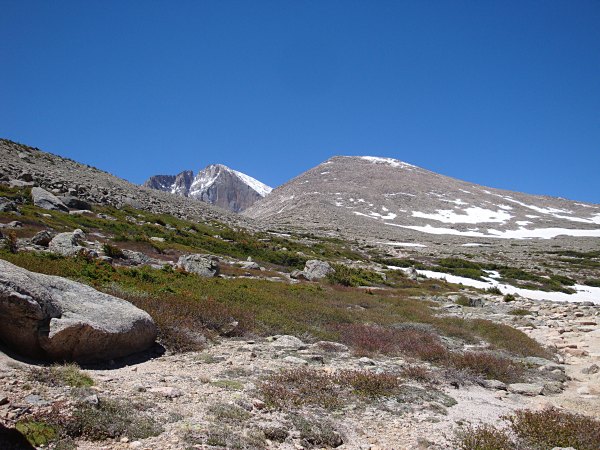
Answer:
[143,171,194,197]
[144,164,272,213]
[188,164,271,213]
[243,156,600,244]
[143,174,176,191]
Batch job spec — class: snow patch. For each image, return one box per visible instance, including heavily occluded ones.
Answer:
[358,156,416,169]
[387,268,600,305]
[376,242,427,248]
[390,223,600,240]
[412,207,512,224]
[232,169,273,197]
[353,211,397,220]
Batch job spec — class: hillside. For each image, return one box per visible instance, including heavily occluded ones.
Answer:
[0,139,253,229]
[245,155,600,241]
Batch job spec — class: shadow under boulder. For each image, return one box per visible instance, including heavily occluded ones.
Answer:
[0,423,35,450]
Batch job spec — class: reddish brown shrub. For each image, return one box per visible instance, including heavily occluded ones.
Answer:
[507,407,600,450]
[331,323,449,362]
[449,351,523,383]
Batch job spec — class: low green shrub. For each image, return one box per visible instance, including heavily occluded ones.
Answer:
[69,398,163,441]
[584,279,600,287]
[29,364,94,388]
[486,286,502,295]
[101,243,124,259]
[327,264,385,287]
[508,308,531,316]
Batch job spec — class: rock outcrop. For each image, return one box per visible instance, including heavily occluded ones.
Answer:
[0,259,157,362]
[48,229,86,256]
[303,260,335,281]
[176,254,220,277]
[31,187,68,212]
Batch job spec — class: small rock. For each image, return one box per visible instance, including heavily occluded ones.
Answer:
[507,383,544,396]
[149,386,183,398]
[314,341,349,353]
[542,381,564,395]
[270,335,306,350]
[564,348,589,357]
[582,364,599,375]
[358,357,376,366]
[31,230,54,247]
[240,261,260,270]
[481,379,507,390]
[290,269,308,280]
[283,356,308,365]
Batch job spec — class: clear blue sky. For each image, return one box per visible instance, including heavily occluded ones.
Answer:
[1,1,599,202]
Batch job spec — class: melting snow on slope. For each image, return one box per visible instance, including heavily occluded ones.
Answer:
[412,207,512,224]
[359,156,416,169]
[387,268,600,305]
[376,241,427,248]
[354,211,397,220]
[390,223,600,239]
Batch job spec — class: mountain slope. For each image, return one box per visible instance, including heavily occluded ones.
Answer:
[144,164,272,213]
[0,139,253,228]
[243,156,600,243]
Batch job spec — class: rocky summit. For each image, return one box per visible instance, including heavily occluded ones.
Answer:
[144,164,272,213]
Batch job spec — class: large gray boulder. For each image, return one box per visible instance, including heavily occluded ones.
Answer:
[48,229,86,256]
[303,260,335,281]
[177,254,219,277]
[31,187,68,212]
[0,259,157,362]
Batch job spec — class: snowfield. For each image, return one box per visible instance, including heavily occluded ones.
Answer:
[390,223,600,239]
[411,207,513,224]
[387,267,600,305]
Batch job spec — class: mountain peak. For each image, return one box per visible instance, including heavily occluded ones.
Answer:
[143,164,271,213]
[244,154,600,242]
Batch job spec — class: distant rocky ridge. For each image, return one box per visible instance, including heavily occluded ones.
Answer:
[0,139,254,229]
[144,165,272,213]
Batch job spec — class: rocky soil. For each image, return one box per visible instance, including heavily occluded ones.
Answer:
[1,294,598,450]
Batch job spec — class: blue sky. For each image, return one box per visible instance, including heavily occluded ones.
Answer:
[1,1,599,202]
